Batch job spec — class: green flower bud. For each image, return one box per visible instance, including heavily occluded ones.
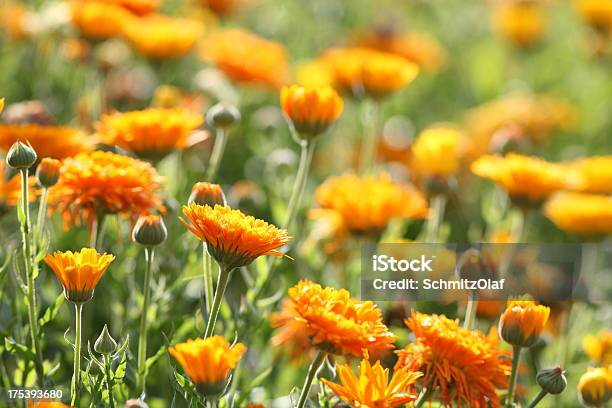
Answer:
[132,215,168,247]
[6,140,37,169]
[537,367,567,395]
[36,158,61,187]
[206,103,240,129]
[94,324,117,355]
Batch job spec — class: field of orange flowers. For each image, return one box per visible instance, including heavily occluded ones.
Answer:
[1,0,611,407]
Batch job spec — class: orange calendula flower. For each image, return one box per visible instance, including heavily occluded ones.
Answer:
[321,355,422,408]
[322,47,374,93]
[471,153,567,205]
[578,366,612,407]
[395,312,510,408]
[493,0,547,48]
[499,300,550,348]
[201,29,289,88]
[44,248,115,303]
[361,51,419,97]
[583,330,612,366]
[200,0,245,16]
[280,85,344,139]
[180,203,289,269]
[295,60,336,88]
[168,336,246,396]
[544,192,612,237]
[70,0,133,40]
[315,172,428,237]
[574,0,612,33]
[272,280,396,356]
[566,156,612,194]
[188,182,226,207]
[97,108,205,161]
[27,402,73,408]
[122,15,203,59]
[410,125,464,181]
[0,123,94,160]
[109,0,159,15]
[49,151,165,228]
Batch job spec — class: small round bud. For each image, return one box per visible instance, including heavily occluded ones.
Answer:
[36,158,61,187]
[578,367,612,407]
[132,215,168,247]
[94,324,118,355]
[6,140,37,169]
[206,103,241,129]
[537,367,567,395]
[188,182,226,207]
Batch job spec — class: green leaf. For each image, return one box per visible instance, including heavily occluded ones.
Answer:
[113,347,128,381]
[145,344,166,371]
[4,337,36,363]
[39,293,65,328]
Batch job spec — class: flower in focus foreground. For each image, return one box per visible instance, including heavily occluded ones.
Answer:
[271,280,396,356]
[544,192,612,237]
[97,108,205,161]
[574,0,612,33]
[122,15,203,59]
[200,29,289,88]
[395,312,510,408]
[180,203,289,269]
[578,366,612,407]
[493,0,547,47]
[471,153,567,206]
[168,336,246,396]
[0,123,94,160]
[44,248,115,303]
[321,355,422,408]
[49,151,165,228]
[410,125,464,186]
[499,300,550,348]
[280,85,344,139]
[314,172,428,237]
[583,330,612,365]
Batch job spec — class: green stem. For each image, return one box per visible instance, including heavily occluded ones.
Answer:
[90,214,107,250]
[414,387,432,408]
[505,346,522,408]
[72,303,83,406]
[19,169,43,386]
[526,389,548,408]
[463,290,478,330]
[283,139,316,231]
[203,266,232,338]
[424,194,447,243]
[34,187,48,249]
[104,353,116,408]
[202,244,214,317]
[206,127,227,182]
[137,247,154,394]
[500,208,528,279]
[296,350,326,408]
[358,99,380,174]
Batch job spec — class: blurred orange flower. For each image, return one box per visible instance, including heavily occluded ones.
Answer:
[44,248,115,303]
[295,60,336,88]
[574,0,612,32]
[49,151,165,228]
[499,300,550,348]
[566,156,612,194]
[1,2,29,41]
[97,108,205,161]
[109,0,159,15]
[322,47,373,93]
[578,366,612,407]
[315,172,428,237]
[0,123,94,160]
[544,192,612,236]
[321,355,422,408]
[180,203,289,269]
[0,160,36,215]
[410,125,464,181]
[493,0,547,47]
[583,330,612,365]
[396,312,510,408]
[199,0,245,16]
[27,402,73,408]
[361,52,419,97]
[71,0,132,40]
[272,280,396,356]
[201,29,288,88]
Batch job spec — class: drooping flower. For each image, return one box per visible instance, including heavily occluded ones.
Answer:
[395,312,510,408]
[0,123,94,160]
[410,125,464,182]
[583,330,612,366]
[70,0,133,40]
[48,151,165,228]
[471,153,567,205]
[578,366,612,407]
[97,108,205,161]
[566,156,612,194]
[544,192,612,237]
[314,172,428,237]
[179,203,289,269]
[122,15,203,59]
[44,248,115,303]
[168,336,246,396]
[574,0,612,33]
[272,280,396,356]
[499,300,550,348]
[321,355,422,408]
[200,28,288,88]
[492,0,547,47]
[280,85,344,139]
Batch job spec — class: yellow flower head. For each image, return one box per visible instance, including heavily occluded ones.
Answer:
[567,156,612,194]
[200,29,289,89]
[322,47,374,93]
[272,280,396,357]
[583,330,612,366]
[499,300,550,348]
[180,203,289,269]
[49,151,165,229]
[578,366,612,407]
[575,0,612,32]
[361,51,419,97]
[295,60,336,88]
[97,108,205,161]
[122,15,203,59]
[493,0,547,47]
[280,85,344,139]
[0,123,94,160]
[168,336,246,396]
[396,312,511,408]
[321,355,422,408]
[44,248,115,303]
[471,153,566,205]
[410,125,463,180]
[544,192,612,237]
[315,172,428,237]
[70,0,132,40]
